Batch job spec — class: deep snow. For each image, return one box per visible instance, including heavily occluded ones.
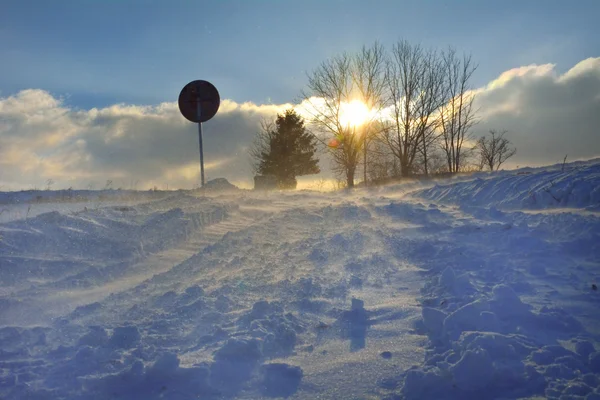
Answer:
[0,165,599,399]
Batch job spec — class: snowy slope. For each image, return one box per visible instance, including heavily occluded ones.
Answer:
[1,162,599,400]
[415,161,600,211]
[0,190,172,223]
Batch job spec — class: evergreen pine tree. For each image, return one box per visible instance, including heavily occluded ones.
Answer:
[253,109,320,189]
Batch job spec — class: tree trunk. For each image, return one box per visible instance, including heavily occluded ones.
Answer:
[401,157,410,177]
[422,133,429,176]
[363,141,368,186]
[347,167,355,188]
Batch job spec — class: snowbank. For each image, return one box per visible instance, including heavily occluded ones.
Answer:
[201,178,239,192]
[416,161,600,210]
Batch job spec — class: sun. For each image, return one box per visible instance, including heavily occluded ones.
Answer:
[339,100,370,128]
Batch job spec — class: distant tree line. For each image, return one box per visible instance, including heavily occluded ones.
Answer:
[251,40,516,189]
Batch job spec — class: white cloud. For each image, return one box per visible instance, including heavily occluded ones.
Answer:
[482,63,556,91]
[473,57,600,167]
[1,57,599,190]
[0,90,290,190]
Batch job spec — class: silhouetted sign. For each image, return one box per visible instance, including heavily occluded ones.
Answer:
[178,80,220,123]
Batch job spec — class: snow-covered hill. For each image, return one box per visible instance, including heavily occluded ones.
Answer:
[0,162,599,399]
[416,161,600,211]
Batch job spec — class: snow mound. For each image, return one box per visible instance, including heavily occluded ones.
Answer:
[210,338,263,394]
[416,161,600,210]
[83,353,213,399]
[401,332,552,399]
[260,363,303,397]
[236,300,305,358]
[202,178,239,191]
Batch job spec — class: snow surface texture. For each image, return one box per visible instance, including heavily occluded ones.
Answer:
[0,166,599,399]
[417,159,600,211]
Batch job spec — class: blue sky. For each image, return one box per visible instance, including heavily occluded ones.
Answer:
[2,0,599,108]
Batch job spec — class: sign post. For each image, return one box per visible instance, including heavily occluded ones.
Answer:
[178,80,220,188]
[196,98,205,186]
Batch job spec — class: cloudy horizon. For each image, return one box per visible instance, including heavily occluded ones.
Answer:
[1,1,599,191]
[1,57,599,191]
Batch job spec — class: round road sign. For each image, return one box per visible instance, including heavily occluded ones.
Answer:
[178,80,220,123]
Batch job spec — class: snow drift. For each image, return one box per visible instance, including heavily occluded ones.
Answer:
[0,160,599,399]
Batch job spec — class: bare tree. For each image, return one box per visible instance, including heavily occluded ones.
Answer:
[414,50,446,175]
[382,40,446,177]
[439,48,478,173]
[303,44,385,188]
[413,148,448,175]
[351,42,387,185]
[476,129,517,171]
[366,138,400,183]
[302,53,359,187]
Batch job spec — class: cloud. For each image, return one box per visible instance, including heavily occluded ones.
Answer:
[0,57,599,190]
[0,91,291,190]
[473,57,600,167]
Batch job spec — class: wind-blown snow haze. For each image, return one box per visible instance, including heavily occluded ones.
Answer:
[1,161,600,399]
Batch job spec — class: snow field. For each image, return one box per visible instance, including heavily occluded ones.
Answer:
[0,163,599,399]
[0,194,235,325]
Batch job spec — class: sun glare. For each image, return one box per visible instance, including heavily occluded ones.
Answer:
[339,100,370,128]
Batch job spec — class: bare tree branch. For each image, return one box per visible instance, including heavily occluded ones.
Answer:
[382,40,448,177]
[476,129,517,171]
[352,42,387,185]
[303,44,386,187]
[439,48,478,173]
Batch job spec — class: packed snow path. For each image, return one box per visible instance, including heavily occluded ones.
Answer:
[1,162,599,399]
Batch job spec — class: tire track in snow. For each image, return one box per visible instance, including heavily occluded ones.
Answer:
[0,207,261,326]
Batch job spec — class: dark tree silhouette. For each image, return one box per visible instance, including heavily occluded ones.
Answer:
[302,52,359,188]
[439,48,478,173]
[251,109,320,189]
[476,129,517,171]
[383,40,447,177]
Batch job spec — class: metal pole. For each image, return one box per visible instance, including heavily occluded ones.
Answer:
[197,97,205,187]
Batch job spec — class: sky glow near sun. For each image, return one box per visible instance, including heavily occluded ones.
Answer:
[339,100,372,128]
